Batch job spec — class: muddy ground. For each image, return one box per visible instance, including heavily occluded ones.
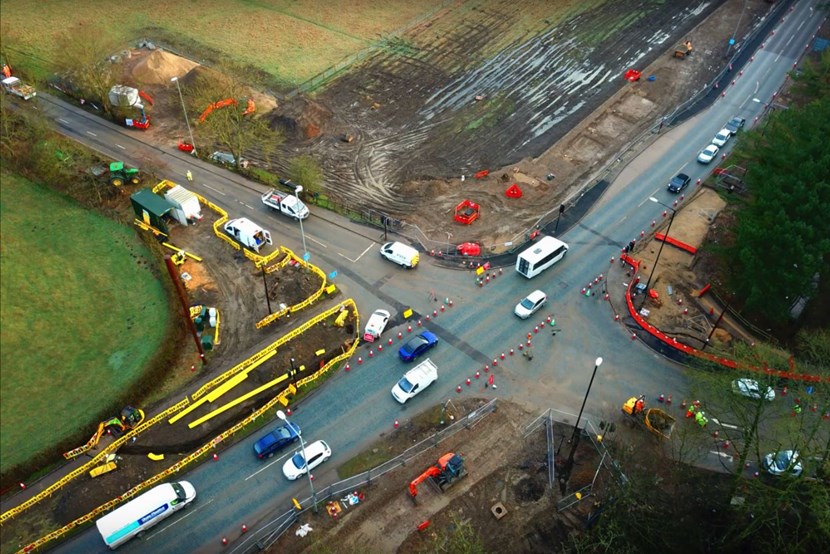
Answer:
[270,400,606,554]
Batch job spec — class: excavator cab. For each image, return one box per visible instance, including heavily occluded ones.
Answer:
[409,453,467,499]
[121,406,145,428]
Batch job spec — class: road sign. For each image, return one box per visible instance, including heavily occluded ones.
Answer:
[303,252,310,262]
[328,270,338,280]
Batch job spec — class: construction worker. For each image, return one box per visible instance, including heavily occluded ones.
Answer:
[635,396,645,415]
[695,411,708,427]
[186,170,193,182]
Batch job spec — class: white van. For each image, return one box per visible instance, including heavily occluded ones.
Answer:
[96,481,196,549]
[380,241,419,269]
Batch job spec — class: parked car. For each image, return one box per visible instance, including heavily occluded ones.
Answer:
[731,378,775,401]
[762,450,802,477]
[391,359,438,404]
[364,309,391,342]
[514,290,547,319]
[725,116,746,135]
[209,151,249,168]
[667,173,691,193]
[697,144,719,164]
[253,422,301,459]
[399,331,439,362]
[380,241,419,269]
[282,440,331,480]
[711,128,731,147]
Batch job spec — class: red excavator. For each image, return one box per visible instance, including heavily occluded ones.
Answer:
[409,453,467,501]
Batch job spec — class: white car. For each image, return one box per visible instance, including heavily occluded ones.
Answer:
[282,440,331,480]
[731,378,775,401]
[391,359,438,404]
[711,128,731,147]
[514,290,547,319]
[762,450,802,477]
[697,144,719,164]
[363,309,391,342]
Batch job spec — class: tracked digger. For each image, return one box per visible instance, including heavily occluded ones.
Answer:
[409,453,467,502]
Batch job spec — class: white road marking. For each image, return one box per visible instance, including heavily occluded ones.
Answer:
[308,235,327,248]
[86,131,97,137]
[58,118,69,124]
[245,456,289,480]
[616,214,627,225]
[339,243,374,263]
[752,97,761,103]
[146,498,215,541]
[203,184,226,196]
[785,35,794,47]
[241,203,255,210]
[710,451,734,461]
[116,144,125,150]
[710,417,739,429]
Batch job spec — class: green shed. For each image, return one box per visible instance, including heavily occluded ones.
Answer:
[130,189,176,234]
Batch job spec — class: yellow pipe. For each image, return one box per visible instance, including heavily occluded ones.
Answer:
[188,373,288,429]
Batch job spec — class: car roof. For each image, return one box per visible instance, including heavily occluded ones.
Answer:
[673,173,689,181]
[526,290,546,301]
[717,128,730,134]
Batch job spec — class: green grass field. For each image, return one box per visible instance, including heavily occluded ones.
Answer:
[1,0,444,86]
[0,172,171,473]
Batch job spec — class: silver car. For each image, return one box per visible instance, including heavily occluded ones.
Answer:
[731,378,775,401]
[697,144,720,164]
[514,290,547,319]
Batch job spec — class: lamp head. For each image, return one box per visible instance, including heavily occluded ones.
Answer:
[595,357,603,367]
[276,410,287,421]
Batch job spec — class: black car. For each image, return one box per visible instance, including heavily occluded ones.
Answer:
[725,117,746,135]
[667,173,691,193]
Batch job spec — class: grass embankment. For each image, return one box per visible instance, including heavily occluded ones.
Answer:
[0,172,171,476]
[0,0,443,86]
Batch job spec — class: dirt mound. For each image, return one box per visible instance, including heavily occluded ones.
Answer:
[269,97,332,140]
[132,49,200,85]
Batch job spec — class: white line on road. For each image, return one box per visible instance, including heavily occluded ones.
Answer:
[616,215,627,225]
[797,20,804,32]
[86,131,97,137]
[203,184,226,196]
[308,235,327,248]
[116,144,125,150]
[245,457,288,480]
[58,118,69,124]
[710,417,739,429]
[339,243,374,263]
[710,451,734,461]
[785,35,794,47]
[241,203,255,210]
[146,498,215,541]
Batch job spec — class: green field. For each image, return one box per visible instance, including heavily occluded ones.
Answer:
[0,172,171,474]
[1,0,444,86]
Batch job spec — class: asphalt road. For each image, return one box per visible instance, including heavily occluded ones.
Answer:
[40,3,824,551]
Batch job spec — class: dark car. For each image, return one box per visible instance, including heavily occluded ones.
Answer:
[253,422,301,459]
[725,117,746,136]
[667,173,691,193]
[399,331,439,362]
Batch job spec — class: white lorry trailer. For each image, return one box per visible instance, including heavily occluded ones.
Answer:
[2,76,36,100]
[261,189,309,220]
[224,217,273,252]
[95,481,196,549]
[164,185,202,225]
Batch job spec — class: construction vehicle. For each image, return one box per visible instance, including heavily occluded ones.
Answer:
[109,162,141,186]
[63,406,146,459]
[673,40,693,59]
[622,396,675,440]
[409,453,467,501]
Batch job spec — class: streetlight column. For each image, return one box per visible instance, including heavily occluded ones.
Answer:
[277,410,318,513]
[639,197,676,311]
[561,357,603,493]
[294,185,308,259]
[171,76,196,156]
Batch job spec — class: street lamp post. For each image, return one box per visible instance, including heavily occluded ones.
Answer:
[171,76,196,156]
[560,357,603,493]
[639,197,676,311]
[276,409,318,513]
[294,185,308,259]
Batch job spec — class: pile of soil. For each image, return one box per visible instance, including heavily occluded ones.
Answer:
[132,49,200,85]
[269,97,333,140]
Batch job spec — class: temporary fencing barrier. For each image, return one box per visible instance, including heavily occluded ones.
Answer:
[255,248,329,329]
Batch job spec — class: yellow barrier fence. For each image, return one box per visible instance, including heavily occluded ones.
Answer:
[0,398,189,526]
[255,247,329,329]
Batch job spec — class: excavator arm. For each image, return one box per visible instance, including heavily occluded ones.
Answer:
[409,465,442,497]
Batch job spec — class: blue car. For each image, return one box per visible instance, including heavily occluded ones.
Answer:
[399,331,439,362]
[253,422,301,459]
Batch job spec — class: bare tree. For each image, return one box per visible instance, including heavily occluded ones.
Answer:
[52,27,120,113]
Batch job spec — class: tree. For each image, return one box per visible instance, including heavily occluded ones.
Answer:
[189,62,282,167]
[728,97,830,322]
[52,27,120,113]
[288,155,324,197]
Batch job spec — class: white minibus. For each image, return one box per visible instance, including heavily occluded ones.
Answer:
[96,481,196,549]
[515,236,569,278]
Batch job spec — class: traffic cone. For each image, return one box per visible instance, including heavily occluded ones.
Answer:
[394,419,399,429]
[440,305,445,312]
[631,333,637,340]
[345,363,351,372]
[456,385,462,393]
[19,483,25,490]
[518,343,523,350]
[651,220,656,227]
[614,314,620,321]
[358,357,363,364]
[500,352,505,360]
[213,453,219,462]
[377,344,383,352]
[534,326,539,334]
[680,400,687,409]
[426,315,430,321]
[466,378,471,386]
[610,256,615,264]
[658,394,665,403]
[222,537,228,546]
[640,230,645,237]
[241,524,248,533]
[484,364,489,372]
[493,359,498,366]
[388,338,393,345]
[509,349,514,356]
[369,350,374,358]
[666,395,672,405]
[417,320,422,327]
[488,374,495,388]
[475,371,480,379]
[407,325,412,333]
[398,332,403,339]
[287,408,292,415]
[448,300,454,307]
[433,309,438,317]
